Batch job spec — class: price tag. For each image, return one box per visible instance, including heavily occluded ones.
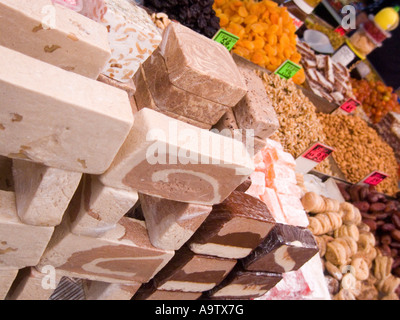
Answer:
[359,171,389,186]
[295,142,335,174]
[334,26,347,36]
[340,98,361,113]
[212,29,239,52]
[274,60,302,80]
[302,143,334,162]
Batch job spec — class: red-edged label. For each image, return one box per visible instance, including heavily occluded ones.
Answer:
[288,12,304,30]
[334,26,347,36]
[302,143,334,163]
[340,98,361,113]
[362,171,389,186]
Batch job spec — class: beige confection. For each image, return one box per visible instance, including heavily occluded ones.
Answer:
[68,175,138,238]
[0,269,18,300]
[83,280,141,300]
[233,64,279,140]
[139,193,212,251]
[5,267,63,300]
[12,159,82,227]
[37,217,175,284]
[0,0,111,79]
[133,64,212,130]
[0,190,54,270]
[159,22,247,107]
[99,108,254,205]
[140,48,229,127]
[0,45,134,174]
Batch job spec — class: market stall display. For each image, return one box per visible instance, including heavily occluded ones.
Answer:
[373,112,400,165]
[213,0,306,85]
[297,41,354,105]
[304,18,345,50]
[1,0,400,301]
[317,113,399,196]
[258,71,334,176]
[351,78,400,124]
[302,189,400,300]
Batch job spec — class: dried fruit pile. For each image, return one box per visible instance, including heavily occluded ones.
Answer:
[302,190,400,300]
[143,0,221,38]
[351,79,400,124]
[213,0,305,85]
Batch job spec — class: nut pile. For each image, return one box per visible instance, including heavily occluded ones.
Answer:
[302,191,400,300]
[338,184,400,280]
[317,113,399,195]
[143,0,221,38]
[260,72,333,175]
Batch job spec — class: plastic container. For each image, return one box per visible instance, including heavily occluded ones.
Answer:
[364,15,391,44]
[348,24,382,57]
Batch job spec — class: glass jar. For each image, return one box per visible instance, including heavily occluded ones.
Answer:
[349,25,381,57]
[364,16,391,43]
